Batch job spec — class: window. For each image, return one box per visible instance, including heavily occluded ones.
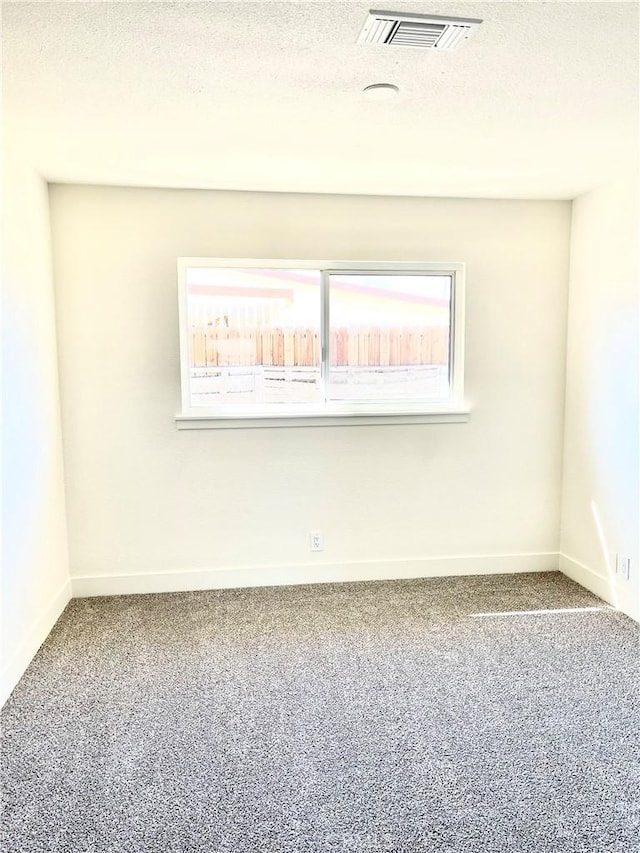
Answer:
[177,259,468,428]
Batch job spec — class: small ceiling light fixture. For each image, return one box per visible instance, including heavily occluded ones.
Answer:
[363,82,400,101]
[358,10,482,50]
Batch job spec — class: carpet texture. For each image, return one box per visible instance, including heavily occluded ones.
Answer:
[1,572,639,852]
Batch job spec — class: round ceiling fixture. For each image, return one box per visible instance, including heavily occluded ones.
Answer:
[362,83,399,101]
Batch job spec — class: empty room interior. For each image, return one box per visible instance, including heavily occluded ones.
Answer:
[2,1,639,851]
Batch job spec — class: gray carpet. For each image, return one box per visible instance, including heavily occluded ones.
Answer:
[1,572,639,852]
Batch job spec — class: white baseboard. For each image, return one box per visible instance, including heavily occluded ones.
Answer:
[558,553,614,605]
[1,577,72,708]
[71,552,559,598]
[559,552,639,621]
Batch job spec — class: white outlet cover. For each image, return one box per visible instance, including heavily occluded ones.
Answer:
[616,554,631,579]
[310,531,324,551]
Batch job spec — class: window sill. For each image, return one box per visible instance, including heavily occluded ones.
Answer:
[175,405,471,430]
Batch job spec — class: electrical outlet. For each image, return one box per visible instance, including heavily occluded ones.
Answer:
[616,554,631,580]
[310,531,324,552]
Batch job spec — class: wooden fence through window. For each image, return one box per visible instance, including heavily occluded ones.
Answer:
[190,326,449,368]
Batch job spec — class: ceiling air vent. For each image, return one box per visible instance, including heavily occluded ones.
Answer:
[357,10,482,50]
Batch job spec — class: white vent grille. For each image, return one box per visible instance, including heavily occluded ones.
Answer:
[357,10,482,51]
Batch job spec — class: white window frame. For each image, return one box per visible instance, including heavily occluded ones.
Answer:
[176,258,469,429]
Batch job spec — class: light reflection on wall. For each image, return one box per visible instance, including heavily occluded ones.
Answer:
[590,499,619,609]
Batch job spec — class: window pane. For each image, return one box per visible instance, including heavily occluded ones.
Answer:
[327,274,451,402]
[186,268,321,407]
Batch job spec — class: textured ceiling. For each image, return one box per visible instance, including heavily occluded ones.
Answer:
[3,1,639,198]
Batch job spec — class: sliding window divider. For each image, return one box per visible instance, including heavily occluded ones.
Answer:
[321,270,330,404]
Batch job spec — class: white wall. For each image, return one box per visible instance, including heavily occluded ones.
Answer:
[1,149,71,704]
[560,177,640,620]
[49,186,571,596]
